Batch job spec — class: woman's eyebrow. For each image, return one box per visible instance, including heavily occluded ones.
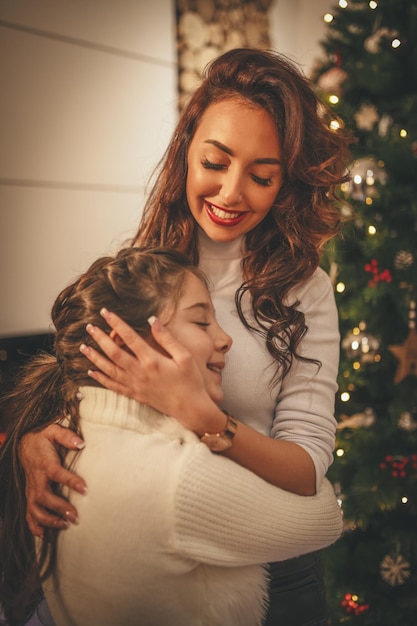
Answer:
[203,139,281,165]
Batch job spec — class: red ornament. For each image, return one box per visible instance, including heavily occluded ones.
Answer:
[380,454,417,479]
[341,593,370,616]
[364,259,392,287]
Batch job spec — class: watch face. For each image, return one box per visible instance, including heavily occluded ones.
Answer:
[201,433,233,452]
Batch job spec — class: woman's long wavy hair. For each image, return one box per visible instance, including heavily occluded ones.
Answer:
[135,47,353,379]
[0,247,206,626]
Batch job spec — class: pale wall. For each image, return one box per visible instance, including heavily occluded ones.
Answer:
[0,0,333,337]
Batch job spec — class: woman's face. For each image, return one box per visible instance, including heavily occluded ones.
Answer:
[162,271,232,405]
[186,98,283,243]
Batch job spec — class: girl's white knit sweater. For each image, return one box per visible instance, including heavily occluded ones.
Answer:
[42,387,343,626]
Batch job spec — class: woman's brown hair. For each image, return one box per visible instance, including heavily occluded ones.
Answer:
[0,247,206,626]
[135,47,353,379]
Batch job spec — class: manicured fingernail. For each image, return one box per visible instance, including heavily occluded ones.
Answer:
[73,439,85,450]
[86,324,95,335]
[76,484,88,495]
[148,316,162,331]
[79,343,89,354]
[100,307,110,319]
[64,510,79,525]
[87,369,96,379]
[54,518,69,529]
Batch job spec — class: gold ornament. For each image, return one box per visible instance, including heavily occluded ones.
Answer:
[389,329,417,384]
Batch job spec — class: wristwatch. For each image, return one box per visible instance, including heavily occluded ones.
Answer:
[200,412,238,452]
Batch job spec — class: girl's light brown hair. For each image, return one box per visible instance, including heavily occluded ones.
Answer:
[0,247,206,626]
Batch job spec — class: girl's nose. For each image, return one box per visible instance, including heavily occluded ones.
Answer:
[216,329,232,354]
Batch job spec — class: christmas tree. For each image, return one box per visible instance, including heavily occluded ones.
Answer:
[311,1,417,624]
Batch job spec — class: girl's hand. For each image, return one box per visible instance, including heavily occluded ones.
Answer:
[19,424,87,536]
[81,310,214,432]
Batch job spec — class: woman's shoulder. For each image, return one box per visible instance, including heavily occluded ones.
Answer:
[287,267,334,310]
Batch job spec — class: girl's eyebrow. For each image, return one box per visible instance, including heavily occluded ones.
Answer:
[184,302,211,313]
[203,139,281,165]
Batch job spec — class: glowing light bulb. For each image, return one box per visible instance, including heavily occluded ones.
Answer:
[365,197,373,205]
[329,94,339,104]
[402,497,408,504]
[353,327,360,335]
[341,392,350,402]
[339,0,348,7]
[368,225,377,235]
[353,174,362,184]
[400,128,408,138]
[353,361,361,370]
[336,448,344,457]
[336,282,346,293]
[369,0,378,8]
[324,13,334,23]
[391,38,401,48]
[329,119,340,131]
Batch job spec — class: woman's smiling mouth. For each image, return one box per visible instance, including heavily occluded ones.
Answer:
[205,202,247,226]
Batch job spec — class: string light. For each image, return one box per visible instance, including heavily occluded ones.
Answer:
[369,0,378,8]
[365,197,373,205]
[400,128,408,138]
[336,282,346,293]
[341,391,350,402]
[391,38,401,48]
[330,119,341,131]
[329,94,339,104]
[353,361,361,370]
[324,13,334,23]
[339,0,348,7]
[336,448,345,457]
[402,497,408,504]
[368,225,377,235]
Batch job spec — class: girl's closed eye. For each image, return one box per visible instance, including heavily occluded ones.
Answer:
[194,321,210,329]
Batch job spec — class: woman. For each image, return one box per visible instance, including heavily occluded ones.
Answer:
[19,48,352,625]
[0,247,342,626]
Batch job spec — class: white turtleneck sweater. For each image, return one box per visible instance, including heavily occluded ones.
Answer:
[42,387,343,626]
[197,229,340,490]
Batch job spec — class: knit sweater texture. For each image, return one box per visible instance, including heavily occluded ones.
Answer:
[42,387,343,626]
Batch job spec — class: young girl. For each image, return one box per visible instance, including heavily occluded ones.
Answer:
[18,48,352,625]
[0,247,342,626]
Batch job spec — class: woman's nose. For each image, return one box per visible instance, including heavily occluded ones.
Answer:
[221,171,243,206]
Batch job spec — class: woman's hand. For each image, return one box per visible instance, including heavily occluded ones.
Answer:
[19,424,87,536]
[80,310,215,432]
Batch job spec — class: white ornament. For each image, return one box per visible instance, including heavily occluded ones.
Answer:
[380,554,411,586]
[355,104,379,131]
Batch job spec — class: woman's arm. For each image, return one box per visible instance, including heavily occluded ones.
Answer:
[19,425,87,534]
[82,311,317,494]
[175,444,343,566]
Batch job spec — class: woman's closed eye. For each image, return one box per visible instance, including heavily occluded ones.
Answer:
[201,158,226,171]
[251,173,273,187]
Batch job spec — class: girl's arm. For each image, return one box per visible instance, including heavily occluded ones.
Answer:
[83,311,317,495]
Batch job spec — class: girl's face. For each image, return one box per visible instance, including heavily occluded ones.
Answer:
[186,98,283,243]
[162,272,232,405]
